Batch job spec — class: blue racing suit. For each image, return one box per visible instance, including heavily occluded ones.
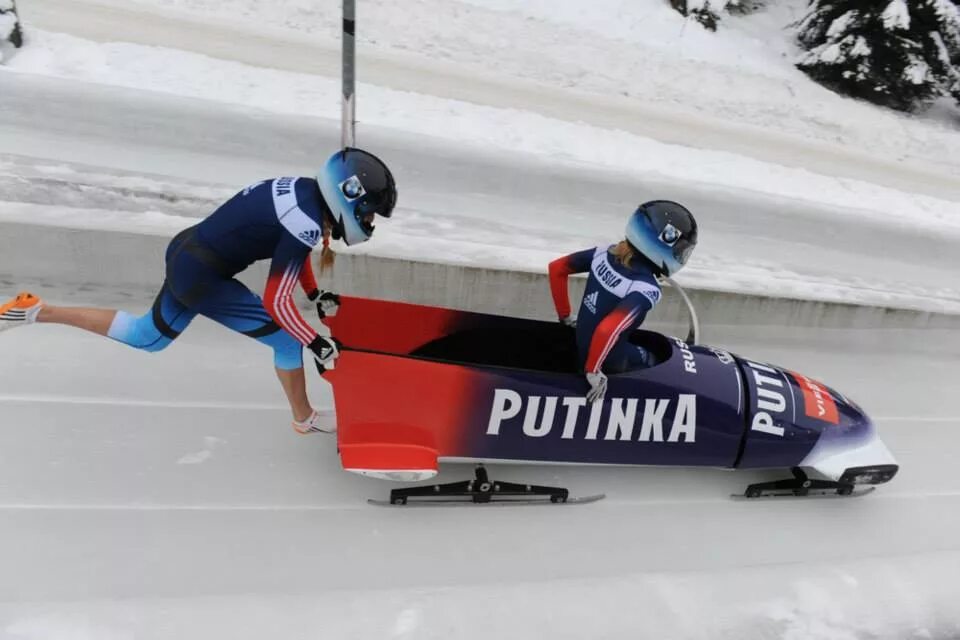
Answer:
[549,245,662,374]
[107,178,326,369]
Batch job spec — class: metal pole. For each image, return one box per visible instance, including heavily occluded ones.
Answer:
[341,0,356,149]
[664,276,700,345]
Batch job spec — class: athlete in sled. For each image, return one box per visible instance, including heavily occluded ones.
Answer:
[547,200,698,404]
[316,202,898,504]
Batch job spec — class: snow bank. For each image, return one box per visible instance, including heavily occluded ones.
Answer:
[4,31,959,236]
[112,0,960,171]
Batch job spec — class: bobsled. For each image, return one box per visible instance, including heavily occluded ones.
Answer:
[322,294,898,502]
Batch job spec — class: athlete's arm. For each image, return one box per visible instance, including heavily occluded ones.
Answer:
[298,255,319,299]
[263,234,320,347]
[548,249,594,319]
[584,292,653,374]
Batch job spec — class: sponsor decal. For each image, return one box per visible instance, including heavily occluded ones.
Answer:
[709,347,734,365]
[789,372,840,424]
[595,260,624,290]
[641,287,662,307]
[298,229,320,245]
[486,389,697,443]
[747,361,787,437]
[674,338,697,374]
[339,174,366,201]
[583,290,599,314]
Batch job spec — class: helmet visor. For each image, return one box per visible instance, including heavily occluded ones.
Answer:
[354,183,396,219]
[674,237,696,266]
[340,149,397,219]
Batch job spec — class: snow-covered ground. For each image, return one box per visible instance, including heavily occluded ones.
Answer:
[56,0,960,173]
[5,30,960,233]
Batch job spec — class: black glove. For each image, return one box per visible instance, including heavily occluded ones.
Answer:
[308,335,340,370]
[308,289,341,318]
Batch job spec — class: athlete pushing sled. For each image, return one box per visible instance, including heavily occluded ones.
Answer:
[0,147,397,434]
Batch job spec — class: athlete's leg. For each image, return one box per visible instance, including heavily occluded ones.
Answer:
[9,228,199,345]
[601,342,653,374]
[2,291,115,336]
[189,276,332,430]
[37,305,117,336]
[275,366,313,423]
[103,285,196,352]
[3,287,194,353]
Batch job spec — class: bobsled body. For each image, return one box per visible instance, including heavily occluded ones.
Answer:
[324,297,897,487]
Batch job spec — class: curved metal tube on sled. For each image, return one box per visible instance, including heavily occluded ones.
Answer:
[663,276,700,346]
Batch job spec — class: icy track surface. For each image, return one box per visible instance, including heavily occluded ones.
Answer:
[0,289,959,639]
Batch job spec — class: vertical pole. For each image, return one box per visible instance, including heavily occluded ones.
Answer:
[341,0,356,149]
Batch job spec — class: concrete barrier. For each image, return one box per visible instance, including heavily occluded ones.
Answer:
[2,221,958,331]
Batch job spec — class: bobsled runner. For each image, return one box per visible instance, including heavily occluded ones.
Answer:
[321,294,898,505]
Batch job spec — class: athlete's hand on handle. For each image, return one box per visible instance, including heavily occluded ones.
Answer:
[560,315,577,328]
[307,289,341,318]
[308,335,340,370]
[585,371,608,403]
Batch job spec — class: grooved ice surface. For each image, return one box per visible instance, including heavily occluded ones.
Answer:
[0,304,958,639]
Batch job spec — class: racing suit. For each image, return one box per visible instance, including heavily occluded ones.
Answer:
[106,177,325,369]
[549,245,662,374]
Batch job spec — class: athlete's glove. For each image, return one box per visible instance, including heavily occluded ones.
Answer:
[307,289,341,318]
[308,335,340,370]
[560,315,577,328]
[585,371,608,403]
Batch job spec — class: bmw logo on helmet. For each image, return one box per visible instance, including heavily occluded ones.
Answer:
[340,175,366,200]
[660,223,681,246]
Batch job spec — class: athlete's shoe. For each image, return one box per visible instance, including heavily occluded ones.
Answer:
[0,292,44,333]
[292,409,337,434]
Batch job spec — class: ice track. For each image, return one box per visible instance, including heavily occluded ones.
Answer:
[0,290,958,638]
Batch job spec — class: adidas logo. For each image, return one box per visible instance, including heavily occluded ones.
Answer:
[299,229,320,245]
[1,309,27,320]
[583,290,599,314]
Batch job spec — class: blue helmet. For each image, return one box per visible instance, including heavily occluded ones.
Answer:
[317,147,397,246]
[625,200,698,276]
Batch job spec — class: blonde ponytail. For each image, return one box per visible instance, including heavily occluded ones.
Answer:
[319,241,336,274]
[610,240,635,267]
[318,219,336,274]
